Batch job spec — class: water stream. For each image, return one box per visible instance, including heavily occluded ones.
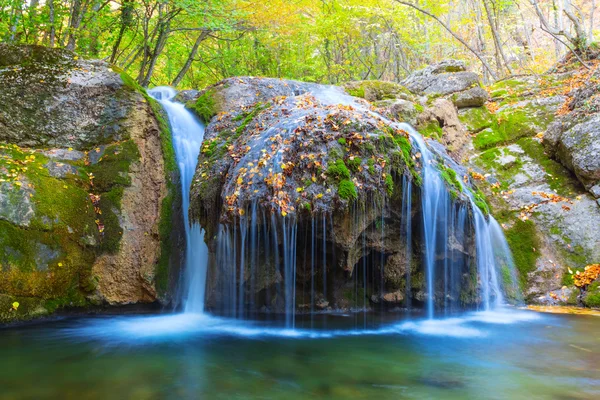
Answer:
[147,87,208,313]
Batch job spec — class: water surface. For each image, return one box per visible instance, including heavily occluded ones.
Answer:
[1,309,599,399]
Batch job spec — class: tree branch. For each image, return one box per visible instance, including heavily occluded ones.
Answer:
[394,1,498,80]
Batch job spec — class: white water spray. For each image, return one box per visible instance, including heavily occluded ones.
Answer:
[148,87,208,314]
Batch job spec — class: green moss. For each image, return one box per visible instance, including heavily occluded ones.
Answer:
[469,186,490,215]
[187,88,218,123]
[88,140,139,192]
[338,179,357,200]
[338,138,347,146]
[439,164,463,194]
[418,120,443,140]
[516,137,580,196]
[505,220,541,290]
[385,174,394,196]
[583,281,600,308]
[459,107,494,134]
[327,159,351,181]
[346,157,362,173]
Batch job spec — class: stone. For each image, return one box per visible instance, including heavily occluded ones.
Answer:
[387,99,418,125]
[451,87,489,108]
[0,180,35,227]
[44,160,78,178]
[42,148,86,161]
[546,114,600,187]
[417,98,469,158]
[382,290,404,303]
[403,60,479,96]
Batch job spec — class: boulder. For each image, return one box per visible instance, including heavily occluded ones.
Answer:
[451,87,489,108]
[417,99,469,157]
[0,45,181,322]
[188,77,478,313]
[402,60,479,96]
[544,84,600,197]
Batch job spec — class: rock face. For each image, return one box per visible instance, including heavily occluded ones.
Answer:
[186,76,480,315]
[544,79,600,200]
[0,45,181,322]
[463,72,600,305]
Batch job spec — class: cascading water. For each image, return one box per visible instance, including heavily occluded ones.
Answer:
[149,84,519,327]
[147,87,208,314]
[400,123,514,316]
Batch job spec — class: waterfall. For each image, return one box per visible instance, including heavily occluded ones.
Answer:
[147,87,208,314]
[148,84,519,325]
[400,123,511,317]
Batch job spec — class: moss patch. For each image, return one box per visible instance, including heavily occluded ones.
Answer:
[338,179,357,201]
[327,159,351,180]
[187,88,218,123]
[505,220,541,290]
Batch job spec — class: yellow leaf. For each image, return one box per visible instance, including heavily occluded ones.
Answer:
[316,193,323,199]
[281,211,287,217]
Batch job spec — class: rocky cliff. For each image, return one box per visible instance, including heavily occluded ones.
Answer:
[0,45,182,322]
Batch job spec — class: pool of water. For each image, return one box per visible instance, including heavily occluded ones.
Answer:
[1,309,599,399]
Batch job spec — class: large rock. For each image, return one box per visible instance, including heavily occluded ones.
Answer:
[544,82,600,197]
[0,45,181,322]
[451,87,489,108]
[0,45,132,149]
[188,77,478,313]
[417,99,469,157]
[402,60,479,96]
[466,68,600,305]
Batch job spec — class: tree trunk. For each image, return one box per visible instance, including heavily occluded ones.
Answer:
[110,0,134,63]
[48,0,55,47]
[171,30,210,87]
[395,1,498,80]
[482,0,513,75]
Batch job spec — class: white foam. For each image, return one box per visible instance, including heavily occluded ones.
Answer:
[58,308,543,344]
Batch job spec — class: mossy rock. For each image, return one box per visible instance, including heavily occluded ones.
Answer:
[505,219,542,291]
[583,281,600,308]
[458,107,493,133]
[343,80,413,102]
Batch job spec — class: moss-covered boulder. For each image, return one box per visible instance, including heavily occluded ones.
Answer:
[0,45,181,323]
[189,77,480,313]
[343,80,413,102]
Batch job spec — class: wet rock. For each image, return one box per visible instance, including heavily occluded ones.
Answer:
[174,89,199,103]
[42,148,85,161]
[382,290,404,304]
